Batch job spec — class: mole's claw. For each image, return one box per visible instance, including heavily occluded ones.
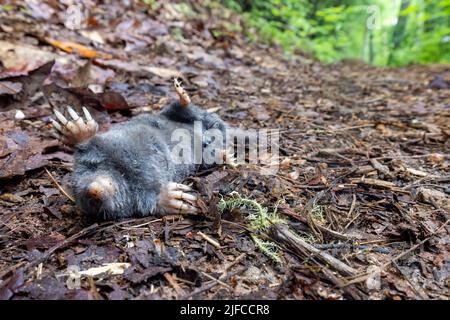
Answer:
[167,199,199,214]
[82,106,93,121]
[169,190,197,202]
[82,107,99,133]
[157,182,199,215]
[51,107,98,146]
[54,109,68,126]
[67,106,79,121]
[172,182,193,191]
[51,119,63,132]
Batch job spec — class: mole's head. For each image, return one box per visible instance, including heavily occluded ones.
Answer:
[74,171,130,220]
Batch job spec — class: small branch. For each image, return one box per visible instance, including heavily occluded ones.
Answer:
[28,223,99,269]
[198,231,221,249]
[201,271,232,290]
[181,266,246,299]
[344,219,450,286]
[270,223,357,276]
[45,167,75,202]
[164,272,184,295]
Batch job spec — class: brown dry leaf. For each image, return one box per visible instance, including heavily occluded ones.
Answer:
[43,83,130,111]
[0,117,61,179]
[24,233,66,250]
[308,175,327,186]
[146,66,182,79]
[45,38,112,60]
[95,59,182,79]
[0,193,24,203]
[428,153,445,166]
[288,168,300,180]
[78,263,131,277]
[186,46,225,69]
[0,60,55,110]
[0,81,22,95]
[416,188,449,208]
[0,41,58,70]
[0,268,25,300]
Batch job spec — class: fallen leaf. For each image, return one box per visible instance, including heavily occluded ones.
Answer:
[25,1,55,21]
[0,117,61,179]
[416,188,449,208]
[78,263,131,277]
[0,41,58,70]
[43,83,130,111]
[0,268,25,300]
[24,233,66,250]
[0,193,24,203]
[45,38,112,60]
[95,59,182,79]
[0,81,22,95]
[0,60,55,110]
[80,30,105,44]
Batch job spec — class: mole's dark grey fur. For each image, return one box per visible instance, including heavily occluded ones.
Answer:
[72,102,228,220]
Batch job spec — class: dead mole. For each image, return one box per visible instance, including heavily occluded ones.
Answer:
[51,79,236,220]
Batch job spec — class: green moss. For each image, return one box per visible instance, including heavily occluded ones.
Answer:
[218,193,285,263]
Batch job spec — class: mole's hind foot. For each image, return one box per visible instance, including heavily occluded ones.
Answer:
[51,106,98,146]
[173,77,191,107]
[157,182,199,214]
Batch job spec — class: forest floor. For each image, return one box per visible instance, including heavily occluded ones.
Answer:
[0,1,449,300]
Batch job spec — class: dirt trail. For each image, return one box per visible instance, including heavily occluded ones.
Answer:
[0,1,448,300]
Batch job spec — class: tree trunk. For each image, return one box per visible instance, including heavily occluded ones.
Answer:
[388,0,411,64]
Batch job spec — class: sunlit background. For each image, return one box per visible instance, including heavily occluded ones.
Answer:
[221,0,450,66]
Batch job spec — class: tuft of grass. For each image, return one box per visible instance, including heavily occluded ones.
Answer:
[311,205,326,225]
[218,192,285,263]
[0,4,15,12]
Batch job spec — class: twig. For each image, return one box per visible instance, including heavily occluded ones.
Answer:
[223,253,246,273]
[198,231,221,249]
[314,243,391,254]
[381,218,450,269]
[347,193,357,218]
[271,223,357,276]
[118,218,162,230]
[344,211,362,230]
[29,223,99,269]
[392,261,428,299]
[44,167,75,202]
[201,272,232,290]
[280,206,360,241]
[164,272,184,295]
[181,266,246,299]
[344,219,450,286]
[0,223,98,284]
[300,168,359,240]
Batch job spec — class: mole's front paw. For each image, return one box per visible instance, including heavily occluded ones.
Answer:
[51,106,98,146]
[157,182,199,214]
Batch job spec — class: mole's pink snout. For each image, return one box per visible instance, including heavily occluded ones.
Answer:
[86,175,117,200]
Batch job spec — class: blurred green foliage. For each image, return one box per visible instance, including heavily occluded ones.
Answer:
[222,0,450,66]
